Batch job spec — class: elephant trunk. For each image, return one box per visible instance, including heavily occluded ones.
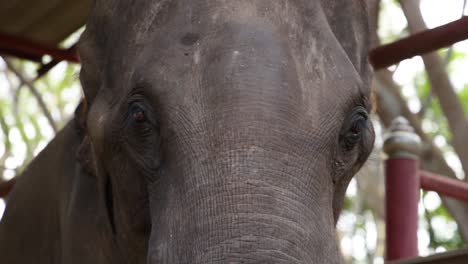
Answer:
[146,155,340,263]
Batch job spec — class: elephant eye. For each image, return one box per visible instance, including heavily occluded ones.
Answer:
[126,100,158,136]
[129,103,147,124]
[132,106,146,123]
[341,107,368,151]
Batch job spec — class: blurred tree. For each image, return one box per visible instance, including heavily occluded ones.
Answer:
[0,37,81,182]
[338,0,468,262]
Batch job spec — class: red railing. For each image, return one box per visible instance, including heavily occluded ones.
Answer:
[0,32,80,63]
[420,171,468,203]
[384,118,468,261]
[369,16,468,69]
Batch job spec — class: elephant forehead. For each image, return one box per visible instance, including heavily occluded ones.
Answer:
[79,1,370,108]
[79,0,370,80]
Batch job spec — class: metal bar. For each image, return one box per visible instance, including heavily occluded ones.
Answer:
[385,158,420,260]
[384,117,421,261]
[36,43,79,79]
[0,32,79,63]
[369,16,468,69]
[420,171,468,203]
[0,47,42,62]
[0,178,16,198]
[388,248,468,264]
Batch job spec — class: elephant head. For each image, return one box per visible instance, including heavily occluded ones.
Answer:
[78,0,374,263]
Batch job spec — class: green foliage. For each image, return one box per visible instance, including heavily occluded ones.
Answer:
[422,192,464,251]
[343,195,354,211]
[0,58,80,179]
[457,84,468,114]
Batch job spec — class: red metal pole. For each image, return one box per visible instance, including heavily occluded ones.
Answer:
[369,16,468,69]
[384,117,422,261]
[385,159,420,260]
[420,171,468,203]
[0,32,80,63]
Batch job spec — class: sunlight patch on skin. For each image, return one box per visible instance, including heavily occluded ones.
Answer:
[194,49,201,64]
[232,50,240,60]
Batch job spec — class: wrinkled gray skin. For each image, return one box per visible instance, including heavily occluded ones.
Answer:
[0,1,374,263]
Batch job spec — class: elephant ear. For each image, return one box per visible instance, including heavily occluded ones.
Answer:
[320,0,370,78]
[77,27,102,105]
[75,28,102,176]
[74,100,95,176]
[76,0,119,176]
[77,0,109,102]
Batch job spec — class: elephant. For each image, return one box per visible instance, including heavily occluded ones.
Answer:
[0,0,374,263]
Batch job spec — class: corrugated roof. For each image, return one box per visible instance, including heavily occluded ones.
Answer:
[0,0,91,46]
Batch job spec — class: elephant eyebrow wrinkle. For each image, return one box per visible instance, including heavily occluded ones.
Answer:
[125,79,156,100]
